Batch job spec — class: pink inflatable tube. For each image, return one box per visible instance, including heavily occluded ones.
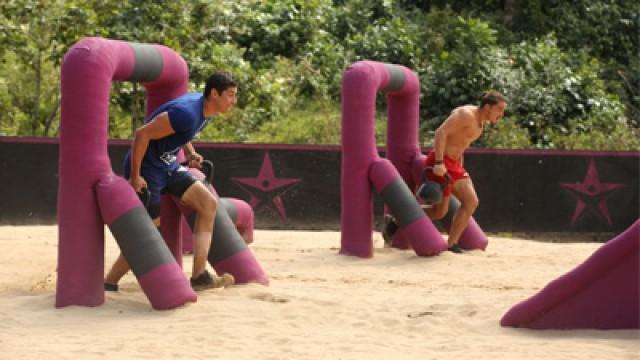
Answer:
[340,60,445,258]
[181,198,254,253]
[501,220,639,329]
[96,175,196,309]
[57,37,194,308]
[180,165,255,253]
[369,159,446,256]
[161,173,268,285]
[221,198,255,245]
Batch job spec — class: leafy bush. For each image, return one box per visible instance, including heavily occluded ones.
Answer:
[419,10,516,129]
[248,99,341,144]
[545,115,640,151]
[0,0,637,150]
[479,118,532,149]
[507,35,627,148]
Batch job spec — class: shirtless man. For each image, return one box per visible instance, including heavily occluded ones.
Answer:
[424,90,507,252]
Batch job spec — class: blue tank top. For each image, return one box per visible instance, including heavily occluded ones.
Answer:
[141,93,210,170]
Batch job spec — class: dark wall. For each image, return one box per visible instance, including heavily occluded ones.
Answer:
[0,137,638,234]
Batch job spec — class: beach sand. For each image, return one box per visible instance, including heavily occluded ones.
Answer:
[0,226,638,359]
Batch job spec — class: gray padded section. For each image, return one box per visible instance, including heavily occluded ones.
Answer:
[379,178,426,227]
[208,205,247,265]
[109,207,175,278]
[127,43,163,82]
[220,198,238,222]
[438,195,461,229]
[382,64,405,92]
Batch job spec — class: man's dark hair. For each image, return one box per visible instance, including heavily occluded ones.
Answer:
[479,90,507,107]
[204,71,237,99]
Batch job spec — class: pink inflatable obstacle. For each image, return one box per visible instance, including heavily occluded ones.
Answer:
[58,37,195,309]
[181,198,254,253]
[501,220,640,329]
[340,60,489,257]
[58,37,268,309]
[161,170,268,286]
[179,159,255,253]
[340,60,446,258]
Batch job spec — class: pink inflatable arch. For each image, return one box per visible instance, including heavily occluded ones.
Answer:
[58,37,196,309]
[340,60,446,258]
[58,37,268,309]
[501,219,639,329]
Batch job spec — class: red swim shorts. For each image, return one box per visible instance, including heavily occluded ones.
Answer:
[424,152,469,197]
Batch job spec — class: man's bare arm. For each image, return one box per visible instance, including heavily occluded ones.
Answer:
[130,112,175,191]
[183,142,203,167]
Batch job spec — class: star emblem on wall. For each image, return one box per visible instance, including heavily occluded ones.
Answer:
[232,153,301,222]
[560,159,624,226]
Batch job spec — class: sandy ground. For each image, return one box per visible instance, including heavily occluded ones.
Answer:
[0,226,638,360]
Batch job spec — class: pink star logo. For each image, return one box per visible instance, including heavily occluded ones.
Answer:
[560,159,624,226]
[232,153,301,222]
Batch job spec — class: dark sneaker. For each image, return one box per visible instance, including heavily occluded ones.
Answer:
[381,215,399,246]
[104,282,119,292]
[447,245,464,254]
[190,270,235,291]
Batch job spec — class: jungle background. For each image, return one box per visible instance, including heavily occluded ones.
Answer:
[1,0,638,150]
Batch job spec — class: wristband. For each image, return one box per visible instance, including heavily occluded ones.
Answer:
[435,160,444,165]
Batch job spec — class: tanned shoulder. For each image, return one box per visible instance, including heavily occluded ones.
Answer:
[447,106,475,128]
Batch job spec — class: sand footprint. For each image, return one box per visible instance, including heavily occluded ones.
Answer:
[249,292,290,304]
[407,303,449,318]
[406,311,436,318]
[407,303,479,318]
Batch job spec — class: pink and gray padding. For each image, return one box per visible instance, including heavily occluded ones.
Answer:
[369,159,446,256]
[220,198,255,245]
[208,205,267,285]
[501,220,639,329]
[162,174,268,285]
[340,60,446,258]
[57,37,195,309]
[182,164,255,246]
[181,198,255,253]
[434,196,488,250]
[97,175,196,309]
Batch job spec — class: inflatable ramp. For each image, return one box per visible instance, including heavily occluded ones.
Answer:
[501,220,639,329]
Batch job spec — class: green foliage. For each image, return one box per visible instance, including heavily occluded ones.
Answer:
[546,118,640,151]
[624,57,640,127]
[0,0,637,150]
[0,0,70,136]
[480,118,532,149]
[420,10,503,128]
[249,99,341,144]
[494,0,640,128]
[223,0,331,67]
[346,12,426,71]
[506,35,627,148]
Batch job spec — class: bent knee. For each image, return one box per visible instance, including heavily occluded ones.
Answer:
[190,191,217,216]
[200,193,218,215]
[463,196,479,213]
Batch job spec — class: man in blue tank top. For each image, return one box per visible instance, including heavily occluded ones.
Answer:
[105,71,238,291]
